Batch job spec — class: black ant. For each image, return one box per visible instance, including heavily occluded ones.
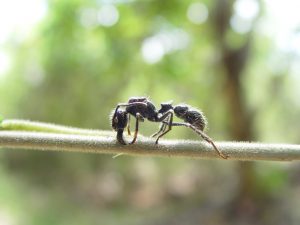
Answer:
[111,97,227,159]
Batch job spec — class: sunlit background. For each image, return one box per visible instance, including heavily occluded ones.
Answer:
[0,0,300,224]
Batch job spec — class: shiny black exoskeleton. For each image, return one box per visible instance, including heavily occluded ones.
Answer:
[111,97,227,159]
[111,108,128,145]
[111,97,174,145]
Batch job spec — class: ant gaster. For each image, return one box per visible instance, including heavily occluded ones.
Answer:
[111,97,228,159]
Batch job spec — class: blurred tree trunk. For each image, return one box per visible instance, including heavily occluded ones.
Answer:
[211,0,259,218]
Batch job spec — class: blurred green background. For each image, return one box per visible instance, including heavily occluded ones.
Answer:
[1,0,300,224]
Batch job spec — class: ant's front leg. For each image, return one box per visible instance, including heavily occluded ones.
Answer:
[127,115,131,135]
[130,113,144,144]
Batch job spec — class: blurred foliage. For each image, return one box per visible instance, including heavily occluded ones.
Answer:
[0,0,300,224]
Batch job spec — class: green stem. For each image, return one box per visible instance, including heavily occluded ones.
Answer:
[1,119,300,161]
[0,119,113,136]
[0,130,300,161]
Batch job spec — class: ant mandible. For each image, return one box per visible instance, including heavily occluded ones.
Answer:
[110,97,228,159]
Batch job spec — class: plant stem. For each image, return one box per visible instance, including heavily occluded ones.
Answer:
[0,119,112,136]
[0,130,300,161]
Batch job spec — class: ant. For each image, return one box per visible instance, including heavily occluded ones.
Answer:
[111,97,228,159]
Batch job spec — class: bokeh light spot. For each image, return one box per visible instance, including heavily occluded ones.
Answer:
[79,8,98,28]
[141,37,165,64]
[97,4,119,27]
[230,0,259,34]
[141,29,189,64]
[187,2,208,25]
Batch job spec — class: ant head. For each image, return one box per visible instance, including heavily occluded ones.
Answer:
[111,108,128,131]
[174,104,189,118]
[158,101,173,114]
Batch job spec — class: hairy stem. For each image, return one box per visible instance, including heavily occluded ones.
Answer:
[0,130,300,161]
[0,119,112,136]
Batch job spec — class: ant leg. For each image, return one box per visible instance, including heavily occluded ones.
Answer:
[151,123,166,138]
[130,113,144,144]
[163,122,228,159]
[155,112,173,144]
[151,117,169,138]
[127,115,131,135]
[193,128,228,159]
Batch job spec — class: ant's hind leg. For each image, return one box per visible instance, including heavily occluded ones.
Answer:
[162,122,228,159]
[194,129,228,159]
